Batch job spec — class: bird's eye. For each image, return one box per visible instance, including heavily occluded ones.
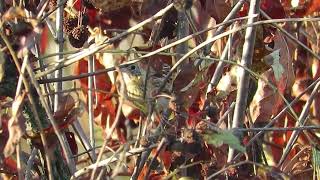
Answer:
[130,65,136,71]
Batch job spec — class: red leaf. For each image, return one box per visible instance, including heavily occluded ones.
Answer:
[239,0,286,19]
[2,157,18,174]
[305,0,320,15]
[39,26,48,54]
[0,114,10,155]
[260,0,286,19]
[74,0,98,27]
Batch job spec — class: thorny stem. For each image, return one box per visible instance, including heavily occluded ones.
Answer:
[174,5,190,130]
[227,0,260,162]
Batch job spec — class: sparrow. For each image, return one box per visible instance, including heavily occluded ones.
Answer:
[117,59,173,118]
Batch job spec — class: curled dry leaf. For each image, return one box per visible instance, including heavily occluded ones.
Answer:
[250,31,295,123]
[4,92,26,157]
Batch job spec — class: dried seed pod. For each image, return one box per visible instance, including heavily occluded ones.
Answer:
[90,0,131,12]
[63,17,77,35]
[63,15,89,35]
[68,26,89,48]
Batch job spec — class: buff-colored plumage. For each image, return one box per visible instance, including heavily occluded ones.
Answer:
[118,61,172,116]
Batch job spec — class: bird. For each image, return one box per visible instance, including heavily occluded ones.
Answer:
[117,59,173,119]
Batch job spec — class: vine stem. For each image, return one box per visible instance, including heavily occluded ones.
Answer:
[227,0,260,162]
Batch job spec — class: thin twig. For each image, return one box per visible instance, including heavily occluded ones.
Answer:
[35,3,175,78]
[235,125,320,132]
[36,17,320,83]
[0,31,54,180]
[207,26,233,91]
[144,138,167,180]
[25,57,76,174]
[216,102,235,127]
[90,65,126,179]
[232,76,320,162]
[37,15,257,83]
[203,0,245,55]
[227,0,260,162]
[72,120,96,163]
[25,148,38,180]
[88,55,96,161]
[16,142,22,180]
[277,81,320,167]
[71,144,158,179]
[260,10,320,61]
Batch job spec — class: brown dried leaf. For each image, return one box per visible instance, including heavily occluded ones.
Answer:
[53,94,75,121]
[250,31,295,123]
[4,93,26,157]
[281,146,312,175]
[172,62,199,110]
[203,0,232,23]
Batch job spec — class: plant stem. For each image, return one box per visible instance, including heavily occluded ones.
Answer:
[0,31,55,180]
[227,0,260,162]
[277,81,320,167]
[88,55,96,161]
